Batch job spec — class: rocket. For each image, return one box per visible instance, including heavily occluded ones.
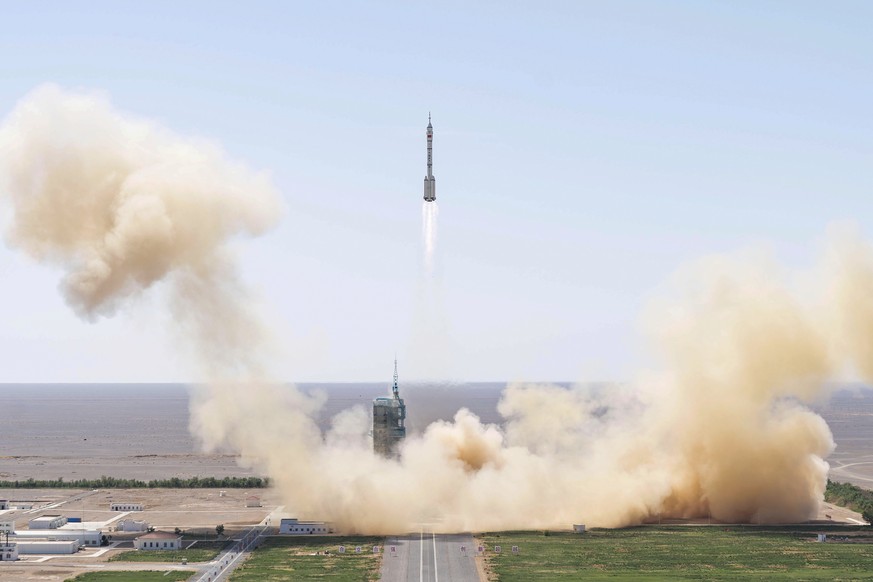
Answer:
[423,113,436,202]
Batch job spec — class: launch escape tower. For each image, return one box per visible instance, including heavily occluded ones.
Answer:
[373,359,407,457]
[423,113,436,202]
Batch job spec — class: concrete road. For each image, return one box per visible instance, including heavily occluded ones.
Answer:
[381,530,480,582]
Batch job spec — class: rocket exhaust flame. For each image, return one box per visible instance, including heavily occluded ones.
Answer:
[0,85,867,534]
[422,201,438,276]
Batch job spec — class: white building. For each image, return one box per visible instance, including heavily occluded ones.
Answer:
[134,531,182,550]
[16,540,79,555]
[116,519,149,533]
[110,503,143,511]
[279,518,332,535]
[0,500,8,510]
[0,520,14,533]
[0,542,17,561]
[13,529,102,547]
[28,515,67,529]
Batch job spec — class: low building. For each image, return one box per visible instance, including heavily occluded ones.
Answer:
[279,518,332,535]
[134,531,182,550]
[245,496,261,508]
[0,542,17,561]
[0,500,8,510]
[116,519,149,533]
[28,515,67,529]
[0,520,14,533]
[13,529,102,547]
[110,503,143,511]
[16,540,79,554]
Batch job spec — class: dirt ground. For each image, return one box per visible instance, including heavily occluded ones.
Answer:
[0,452,253,482]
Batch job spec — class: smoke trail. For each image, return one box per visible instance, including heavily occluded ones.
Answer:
[409,200,452,379]
[2,84,870,534]
[421,201,438,276]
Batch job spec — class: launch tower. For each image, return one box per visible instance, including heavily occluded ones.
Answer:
[373,359,407,457]
[423,113,436,202]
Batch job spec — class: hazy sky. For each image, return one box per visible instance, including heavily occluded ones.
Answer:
[1,1,872,383]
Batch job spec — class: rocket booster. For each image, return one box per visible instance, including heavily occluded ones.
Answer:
[423,113,436,202]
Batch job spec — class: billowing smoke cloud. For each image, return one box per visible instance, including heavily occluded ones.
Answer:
[1,84,870,534]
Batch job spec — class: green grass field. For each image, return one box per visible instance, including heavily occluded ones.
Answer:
[479,526,873,581]
[69,572,194,582]
[229,535,383,581]
[109,547,220,563]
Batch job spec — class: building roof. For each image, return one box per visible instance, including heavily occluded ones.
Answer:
[13,529,99,537]
[136,531,180,540]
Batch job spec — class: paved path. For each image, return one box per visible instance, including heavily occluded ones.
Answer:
[192,520,276,582]
[381,530,480,582]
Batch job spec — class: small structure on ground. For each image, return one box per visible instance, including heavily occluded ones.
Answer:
[245,496,261,508]
[279,518,332,535]
[0,500,8,510]
[116,519,149,533]
[16,540,79,554]
[29,515,67,529]
[0,541,18,561]
[13,528,102,547]
[134,531,182,550]
[110,503,143,511]
[573,524,586,533]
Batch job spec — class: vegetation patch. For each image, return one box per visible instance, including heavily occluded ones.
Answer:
[826,480,873,524]
[480,526,873,581]
[109,545,224,563]
[230,535,383,581]
[0,475,268,488]
[69,572,194,582]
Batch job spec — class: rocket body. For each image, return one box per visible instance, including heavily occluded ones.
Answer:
[423,115,436,202]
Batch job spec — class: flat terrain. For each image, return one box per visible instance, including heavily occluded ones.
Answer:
[0,487,279,533]
[229,535,383,581]
[479,527,873,581]
[69,572,194,581]
[109,545,224,563]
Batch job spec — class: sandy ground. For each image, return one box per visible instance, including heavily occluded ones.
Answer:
[0,453,254,481]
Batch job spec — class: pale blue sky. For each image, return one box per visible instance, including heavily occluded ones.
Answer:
[1,1,872,382]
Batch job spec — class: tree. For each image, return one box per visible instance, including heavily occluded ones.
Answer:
[216,524,225,537]
[862,509,873,526]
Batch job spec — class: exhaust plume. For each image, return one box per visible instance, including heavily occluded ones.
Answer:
[422,201,438,276]
[2,85,871,534]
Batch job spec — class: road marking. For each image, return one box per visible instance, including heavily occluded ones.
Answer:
[432,532,439,582]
